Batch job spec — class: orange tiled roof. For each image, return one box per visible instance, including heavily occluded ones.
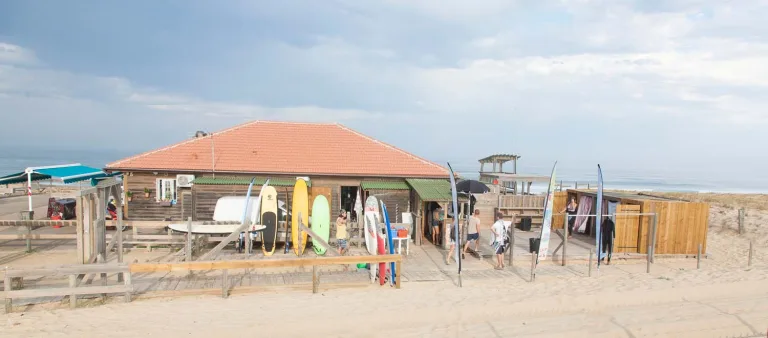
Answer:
[106,121,449,178]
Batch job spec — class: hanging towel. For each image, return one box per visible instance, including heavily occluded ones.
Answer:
[575,196,593,233]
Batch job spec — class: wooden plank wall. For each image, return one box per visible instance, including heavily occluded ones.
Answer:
[192,184,264,221]
[125,173,182,221]
[614,204,641,253]
[636,200,709,255]
[366,190,410,223]
[499,195,545,208]
[552,191,567,230]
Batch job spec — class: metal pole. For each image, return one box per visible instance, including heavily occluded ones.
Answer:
[563,214,568,266]
[650,213,658,263]
[530,252,537,282]
[646,245,651,273]
[588,249,593,277]
[748,240,753,267]
[697,244,701,269]
[186,217,193,262]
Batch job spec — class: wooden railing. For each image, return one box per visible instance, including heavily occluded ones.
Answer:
[2,254,402,313]
[4,264,132,313]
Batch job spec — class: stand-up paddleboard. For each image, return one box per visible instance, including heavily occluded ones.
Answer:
[292,179,309,256]
[261,186,278,256]
[364,196,379,283]
[238,178,257,253]
[380,202,396,286]
[311,195,331,255]
[376,218,386,286]
[168,223,266,234]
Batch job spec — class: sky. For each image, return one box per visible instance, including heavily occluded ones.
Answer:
[1,0,767,180]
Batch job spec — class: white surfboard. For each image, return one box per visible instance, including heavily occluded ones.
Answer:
[168,223,266,234]
[213,196,288,223]
[364,196,379,283]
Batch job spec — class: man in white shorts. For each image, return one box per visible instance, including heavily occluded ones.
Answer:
[490,212,507,270]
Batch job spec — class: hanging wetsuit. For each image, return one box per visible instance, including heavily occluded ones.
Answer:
[601,217,615,263]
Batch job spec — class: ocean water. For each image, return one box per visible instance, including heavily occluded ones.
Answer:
[1,146,765,194]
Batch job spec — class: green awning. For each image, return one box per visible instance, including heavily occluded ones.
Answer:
[191,176,311,187]
[360,180,410,190]
[406,178,452,201]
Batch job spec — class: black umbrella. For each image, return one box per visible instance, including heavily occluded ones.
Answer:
[455,179,490,194]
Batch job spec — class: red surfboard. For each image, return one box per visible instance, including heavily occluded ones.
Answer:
[377,235,386,285]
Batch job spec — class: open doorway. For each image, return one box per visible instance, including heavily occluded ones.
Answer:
[422,201,444,246]
[340,186,358,222]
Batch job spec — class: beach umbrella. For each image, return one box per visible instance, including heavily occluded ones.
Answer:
[455,179,490,194]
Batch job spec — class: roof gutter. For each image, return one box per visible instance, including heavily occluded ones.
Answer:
[104,167,450,179]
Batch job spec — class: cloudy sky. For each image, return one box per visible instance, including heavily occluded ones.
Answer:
[1,0,766,180]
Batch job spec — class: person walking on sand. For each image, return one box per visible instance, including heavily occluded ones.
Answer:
[335,211,348,255]
[560,197,578,238]
[445,221,458,265]
[491,212,507,270]
[463,209,481,258]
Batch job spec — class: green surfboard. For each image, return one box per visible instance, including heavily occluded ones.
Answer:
[311,195,331,255]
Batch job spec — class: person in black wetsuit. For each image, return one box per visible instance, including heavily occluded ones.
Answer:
[560,197,578,238]
[601,217,616,265]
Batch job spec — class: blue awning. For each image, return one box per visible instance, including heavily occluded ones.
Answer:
[0,164,119,185]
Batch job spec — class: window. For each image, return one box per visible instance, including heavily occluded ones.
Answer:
[156,179,177,201]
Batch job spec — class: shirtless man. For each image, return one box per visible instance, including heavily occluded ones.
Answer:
[463,209,481,258]
[431,206,442,245]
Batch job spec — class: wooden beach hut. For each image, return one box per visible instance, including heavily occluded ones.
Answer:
[561,189,710,255]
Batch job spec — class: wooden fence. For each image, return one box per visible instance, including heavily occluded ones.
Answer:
[4,264,132,313]
[3,254,402,313]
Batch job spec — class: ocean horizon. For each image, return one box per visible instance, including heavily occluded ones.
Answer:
[1,146,765,194]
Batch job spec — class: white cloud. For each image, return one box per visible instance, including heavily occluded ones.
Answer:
[0,43,38,66]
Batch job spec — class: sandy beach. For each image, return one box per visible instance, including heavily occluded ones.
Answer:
[1,192,767,337]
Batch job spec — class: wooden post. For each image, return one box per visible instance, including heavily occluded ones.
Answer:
[98,254,107,301]
[529,253,537,282]
[395,260,401,289]
[221,269,228,298]
[124,271,132,303]
[748,240,753,267]
[563,214,568,267]
[697,244,702,269]
[312,265,318,294]
[588,249,593,277]
[646,245,652,273]
[25,222,32,253]
[650,213,658,263]
[116,194,124,265]
[69,274,77,309]
[507,221,514,267]
[186,217,193,262]
[4,267,12,313]
[738,208,745,234]
[76,196,85,264]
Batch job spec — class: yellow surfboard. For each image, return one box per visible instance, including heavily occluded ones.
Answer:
[291,179,309,256]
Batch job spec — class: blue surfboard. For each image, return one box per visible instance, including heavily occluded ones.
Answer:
[380,202,396,286]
